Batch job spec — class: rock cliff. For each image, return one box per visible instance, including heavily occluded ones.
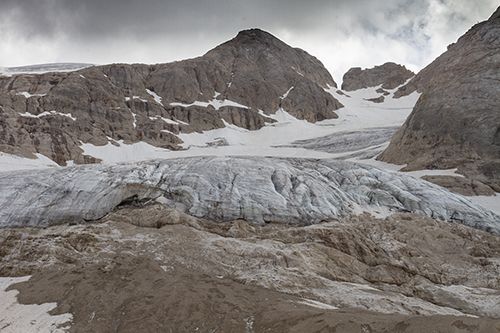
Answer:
[380,7,500,191]
[341,62,414,91]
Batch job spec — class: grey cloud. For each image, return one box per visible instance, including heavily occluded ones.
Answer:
[0,0,497,83]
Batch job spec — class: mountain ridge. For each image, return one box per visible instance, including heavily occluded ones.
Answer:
[0,29,342,165]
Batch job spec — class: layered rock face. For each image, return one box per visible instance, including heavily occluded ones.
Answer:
[0,29,342,165]
[380,8,500,191]
[341,62,414,91]
[0,157,498,232]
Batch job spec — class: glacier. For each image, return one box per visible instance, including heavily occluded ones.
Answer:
[0,156,498,232]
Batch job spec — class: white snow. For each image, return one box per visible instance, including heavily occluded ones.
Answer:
[80,138,335,163]
[19,110,77,121]
[352,156,465,179]
[0,152,59,172]
[168,84,420,151]
[145,89,163,106]
[170,92,249,110]
[297,298,338,310]
[15,92,46,98]
[469,193,500,215]
[291,66,304,77]
[174,118,189,125]
[149,116,179,125]
[0,276,72,333]
[80,140,170,163]
[130,111,137,128]
[324,84,421,130]
[281,86,294,99]
[0,63,93,76]
[79,84,426,168]
[125,96,148,103]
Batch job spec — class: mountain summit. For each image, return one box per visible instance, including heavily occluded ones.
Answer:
[0,29,342,165]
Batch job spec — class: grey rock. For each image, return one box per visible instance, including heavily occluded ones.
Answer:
[376,88,390,95]
[364,96,385,103]
[0,157,498,232]
[341,62,414,91]
[380,8,500,191]
[206,137,229,147]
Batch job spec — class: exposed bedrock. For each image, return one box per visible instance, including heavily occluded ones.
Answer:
[341,62,414,91]
[380,7,500,191]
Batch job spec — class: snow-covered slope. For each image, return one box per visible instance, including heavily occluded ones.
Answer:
[0,82,419,170]
[70,84,420,165]
[1,156,498,232]
[0,63,93,76]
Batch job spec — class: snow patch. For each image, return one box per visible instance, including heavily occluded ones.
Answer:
[130,111,137,128]
[125,96,148,103]
[170,92,249,110]
[297,299,338,310]
[146,89,163,106]
[352,156,466,179]
[16,91,46,98]
[0,152,59,172]
[19,111,76,121]
[469,193,500,216]
[149,116,179,125]
[281,86,294,99]
[80,140,172,163]
[0,276,73,333]
[0,63,93,76]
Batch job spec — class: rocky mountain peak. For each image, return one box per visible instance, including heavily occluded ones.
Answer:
[489,6,500,20]
[234,28,277,42]
[341,62,414,91]
[0,28,342,166]
[207,28,290,55]
[205,29,337,86]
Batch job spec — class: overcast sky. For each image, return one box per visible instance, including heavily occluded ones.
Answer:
[0,0,497,83]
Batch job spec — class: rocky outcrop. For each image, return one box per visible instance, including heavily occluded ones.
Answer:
[2,210,500,323]
[341,62,414,91]
[0,157,498,232]
[380,8,500,191]
[0,29,342,165]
